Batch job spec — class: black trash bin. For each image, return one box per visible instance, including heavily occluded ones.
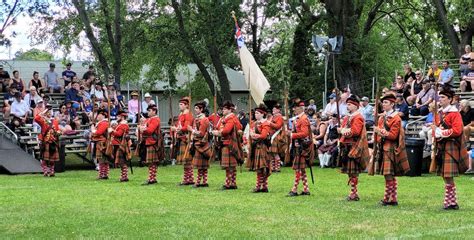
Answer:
[405,138,425,176]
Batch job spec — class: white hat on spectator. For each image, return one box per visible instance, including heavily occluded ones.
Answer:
[361,96,369,102]
[144,93,152,98]
[36,98,44,104]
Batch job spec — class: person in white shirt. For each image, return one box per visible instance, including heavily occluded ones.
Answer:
[90,82,105,101]
[24,86,43,110]
[323,93,337,116]
[10,92,30,131]
[141,92,156,115]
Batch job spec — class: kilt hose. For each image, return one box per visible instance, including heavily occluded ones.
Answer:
[40,160,56,177]
[112,146,129,181]
[290,169,310,194]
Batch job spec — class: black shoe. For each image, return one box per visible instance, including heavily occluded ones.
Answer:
[300,191,311,196]
[97,176,108,180]
[228,185,238,190]
[252,188,261,193]
[178,182,195,186]
[200,183,209,187]
[260,188,269,193]
[120,178,129,182]
[380,200,398,206]
[49,174,55,177]
[192,184,200,188]
[142,180,157,185]
[221,185,231,190]
[287,191,298,197]
[443,204,459,210]
[347,195,360,201]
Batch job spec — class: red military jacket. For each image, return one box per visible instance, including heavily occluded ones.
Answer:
[143,116,161,146]
[376,110,401,150]
[208,113,220,129]
[268,113,284,135]
[92,119,108,142]
[177,111,193,141]
[217,113,242,145]
[34,115,60,143]
[291,113,310,140]
[340,112,364,144]
[193,114,210,139]
[111,122,129,145]
[435,105,463,139]
[251,120,271,141]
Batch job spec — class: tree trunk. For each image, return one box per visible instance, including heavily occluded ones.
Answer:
[288,2,321,98]
[113,0,122,90]
[171,0,223,104]
[207,43,232,102]
[324,0,365,95]
[251,0,260,64]
[72,0,111,80]
[432,0,461,58]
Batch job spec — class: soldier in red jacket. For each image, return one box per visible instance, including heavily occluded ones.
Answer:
[374,93,410,206]
[108,110,130,182]
[139,105,163,185]
[212,101,243,190]
[187,101,212,187]
[171,97,195,185]
[338,95,370,201]
[248,104,272,192]
[287,101,314,196]
[91,109,110,180]
[268,103,285,172]
[34,105,61,177]
[433,89,469,210]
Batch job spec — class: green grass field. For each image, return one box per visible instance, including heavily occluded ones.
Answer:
[1,164,474,239]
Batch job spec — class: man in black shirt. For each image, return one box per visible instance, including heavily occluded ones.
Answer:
[460,100,474,142]
[82,65,95,80]
[394,94,409,129]
[0,65,11,93]
[404,64,416,83]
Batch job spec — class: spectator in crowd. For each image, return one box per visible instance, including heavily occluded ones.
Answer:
[79,84,91,102]
[141,93,155,115]
[312,114,327,150]
[44,63,63,93]
[410,79,435,116]
[338,88,350,117]
[10,70,26,95]
[65,81,83,111]
[0,64,11,92]
[308,99,317,112]
[394,94,409,128]
[459,45,472,76]
[306,107,317,127]
[3,85,17,122]
[460,100,474,144]
[238,110,248,130]
[29,71,46,94]
[406,70,424,105]
[128,91,139,123]
[360,96,374,128]
[90,82,105,101]
[84,98,93,115]
[427,61,442,82]
[391,75,405,94]
[419,102,436,151]
[82,65,95,80]
[10,92,30,132]
[318,113,339,168]
[24,86,43,110]
[460,59,474,92]
[403,64,416,83]
[55,103,73,133]
[452,95,460,110]
[62,63,76,89]
[439,60,454,90]
[323,93,337,116]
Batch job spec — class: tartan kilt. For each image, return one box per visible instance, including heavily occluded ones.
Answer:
[436,140,463,178]
[249,144,272,173]
[340,144,366,175]
[292,146,310,170]
[95,141,108,163]
[145,145,159,164]
[177,140,193,167]
[193,149,210,170]
[376,145,410,176]
[113,145,127,165]
[41,142,59,162]
[220,145,237,169]
[270,132,287,155]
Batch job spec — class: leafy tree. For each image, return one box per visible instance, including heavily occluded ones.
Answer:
[14,48,53,60]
